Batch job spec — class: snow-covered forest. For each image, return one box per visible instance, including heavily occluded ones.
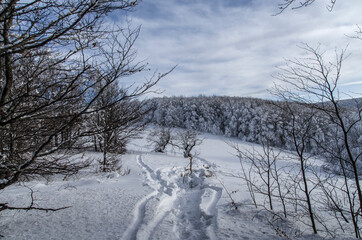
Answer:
[1,0,362,239]
[145,96,361,160]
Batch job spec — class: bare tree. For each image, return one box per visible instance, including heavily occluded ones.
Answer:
[232,143,258,208]
[0,1,169,191]
[176,130,203,173]
[273,44,362,238]
[283,104,318,234]
[147,127,174,153]
[89,81,147,172]
[238,143,276,211]
[232,141,289,217]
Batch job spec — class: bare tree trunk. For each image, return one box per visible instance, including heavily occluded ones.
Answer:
[103,148,107,172]
[0,1,15,109]
[189,155,193,173]
[267,166,273,211]
[103,131,107,172]
[340,159,361,238]
[94,136,98,152]
[291,114,318,234]
[300,156,317,234]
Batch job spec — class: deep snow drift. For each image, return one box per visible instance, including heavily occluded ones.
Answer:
[0,131,354,239]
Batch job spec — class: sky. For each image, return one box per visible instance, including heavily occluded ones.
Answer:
[114,0,362,99]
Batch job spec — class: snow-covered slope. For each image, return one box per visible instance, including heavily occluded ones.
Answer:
[0,131,352,239]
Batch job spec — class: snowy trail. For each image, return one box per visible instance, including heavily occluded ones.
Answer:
[121,155,222,240]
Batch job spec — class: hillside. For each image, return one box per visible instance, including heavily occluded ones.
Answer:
[0,129,355,239]
[336,97,362,109]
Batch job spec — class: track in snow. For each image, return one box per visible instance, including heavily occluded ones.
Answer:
[121,155,222,240]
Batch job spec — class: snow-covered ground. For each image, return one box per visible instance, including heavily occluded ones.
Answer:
[0,130,353,239]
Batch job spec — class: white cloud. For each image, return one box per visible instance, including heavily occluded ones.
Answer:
[125,0,362,99]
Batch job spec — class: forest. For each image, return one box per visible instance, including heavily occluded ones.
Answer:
[145,95,361,162]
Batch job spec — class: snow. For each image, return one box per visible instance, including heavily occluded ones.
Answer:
[0,130,355,239]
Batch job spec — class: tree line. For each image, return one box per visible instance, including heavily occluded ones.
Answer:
[145,95,360,161]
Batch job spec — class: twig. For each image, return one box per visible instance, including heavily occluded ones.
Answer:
[0,187,71,213]
[214,173,238,210]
